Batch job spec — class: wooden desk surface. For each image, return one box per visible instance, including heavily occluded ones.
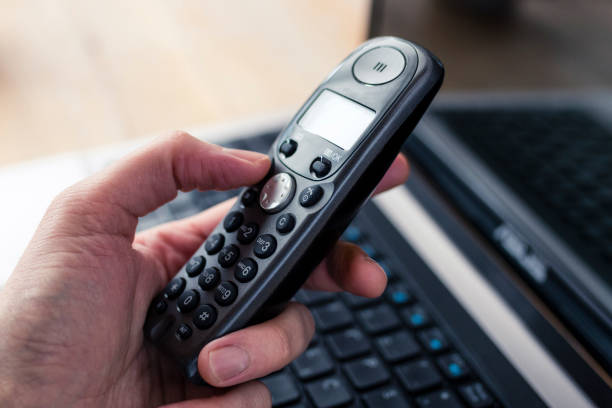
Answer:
[0,1,370,166]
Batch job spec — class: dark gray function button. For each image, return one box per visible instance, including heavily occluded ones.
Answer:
[176,323,193,340]
[186,255,205,277]
[241,188,258,207]
[164,277,186,299]
[254,234,277,258]
[223,211,244,232]
[310,157,331,178]
[198,267,220,290]
[299,185,324,207]
[215,281,238,306]
[153,298,167,314]
[218,244,240,268]
[234,258,258,282]
[177,289,200,313]
[193,304,217,330]
[353,46,406,85]
[260,173,295,213]
[279,139,298,157]
[276,213,295,234]
[205,233,225,255]
[237,222,259,244]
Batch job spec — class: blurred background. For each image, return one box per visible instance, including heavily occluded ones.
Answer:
[2,0,611,167]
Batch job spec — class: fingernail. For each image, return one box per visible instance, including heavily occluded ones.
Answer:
[209,345,250,382]
[222,147,269,162]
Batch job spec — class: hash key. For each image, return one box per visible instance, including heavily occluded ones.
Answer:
[312,301,353,332]
[292,346,334,380]
[357,304,401,334]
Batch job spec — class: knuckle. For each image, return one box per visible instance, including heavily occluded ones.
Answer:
[270,322,293,361]
[165,130,195,146]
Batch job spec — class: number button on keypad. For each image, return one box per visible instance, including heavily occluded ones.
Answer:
[198,267,220,290]
[218,245,240,268]
[235,258,258,283]
[186,255,205,277]
[193,304,217,330]
[237,222,259,244]
[215,281,238,306]
[223,211,244,232]
[205,233,225,255]
[177,289,200,313]
[254,234,277,258]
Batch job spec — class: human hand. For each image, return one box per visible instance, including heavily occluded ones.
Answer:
[0,132,409,407]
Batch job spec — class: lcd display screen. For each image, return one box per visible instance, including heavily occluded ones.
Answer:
[298,90,375,150]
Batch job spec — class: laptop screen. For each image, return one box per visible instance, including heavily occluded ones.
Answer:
[369,0,612,371]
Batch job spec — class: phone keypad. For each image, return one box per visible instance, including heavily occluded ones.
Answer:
[147,170,330,347]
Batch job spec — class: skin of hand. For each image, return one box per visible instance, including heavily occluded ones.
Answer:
[0,132,409,408]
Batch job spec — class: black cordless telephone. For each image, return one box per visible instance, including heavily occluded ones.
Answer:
[144,36,443,383]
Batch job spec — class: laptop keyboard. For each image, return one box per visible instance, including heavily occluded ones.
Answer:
[436,109,612,282]
[137,132,500,408]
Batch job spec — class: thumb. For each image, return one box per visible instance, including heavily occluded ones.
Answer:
[54,131,270,238]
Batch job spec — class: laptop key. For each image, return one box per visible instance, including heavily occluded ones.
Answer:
[418,327,449,353]
[340,292,379,309]
[385,283,414,305]
[295,290,336,306]
[437,353,470,380]
[327,327,370,360]
[357,304,401,334]
[343,356,390,390]
[312,301,353,332]
[292,346,334,380]
[395,359,442,393]
[376,330,421,363]
[261,371,301,407]
[458,382,494,408]
[362,387,411,408]
[417,390,464,408]
[401,304,431,329]
[306,376,353,408]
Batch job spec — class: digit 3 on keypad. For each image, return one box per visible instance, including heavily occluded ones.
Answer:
[143,36,443,383]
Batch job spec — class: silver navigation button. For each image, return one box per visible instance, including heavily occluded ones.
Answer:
[352,47,406,85]
[259,173,296,213]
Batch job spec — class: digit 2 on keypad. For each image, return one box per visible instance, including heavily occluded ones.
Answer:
[144,36,444,383]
